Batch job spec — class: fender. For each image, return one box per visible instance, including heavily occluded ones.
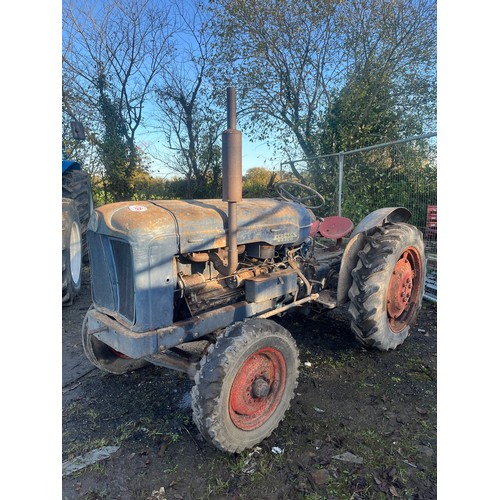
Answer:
[62,159,81,174]
[336,207,412,305]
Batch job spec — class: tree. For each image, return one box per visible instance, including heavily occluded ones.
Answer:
[242,167,278,197]
[153,0,224,198]
[209,0,343,160]
[310,65,436,221]
[62,0,175,201]
[208,0,436,164]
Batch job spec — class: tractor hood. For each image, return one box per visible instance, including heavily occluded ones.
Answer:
[88,198,315,253]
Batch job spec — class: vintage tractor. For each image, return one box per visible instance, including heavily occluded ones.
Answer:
[82,88,426,453]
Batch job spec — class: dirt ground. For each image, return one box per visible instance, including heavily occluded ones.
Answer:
[62,265,437,500]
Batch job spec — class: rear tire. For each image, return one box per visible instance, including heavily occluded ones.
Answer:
[191,318,299,453]
[348,223,426,350]
[62,198,82,306]
[62,169,93,261]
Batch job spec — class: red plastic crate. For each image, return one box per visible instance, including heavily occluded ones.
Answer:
[425,205,437,240]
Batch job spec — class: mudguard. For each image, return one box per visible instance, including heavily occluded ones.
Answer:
[336,207,411,305]
[62,159,81,174]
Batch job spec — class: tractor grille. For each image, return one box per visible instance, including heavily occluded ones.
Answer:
[110,239,135,321]
[88,232,135,324]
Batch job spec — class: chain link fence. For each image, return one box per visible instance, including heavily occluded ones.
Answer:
[280,133,437,302]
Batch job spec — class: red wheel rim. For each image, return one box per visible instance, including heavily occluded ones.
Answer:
[109,347,130,359]
[229,347,286,431]
[387,247,423,333]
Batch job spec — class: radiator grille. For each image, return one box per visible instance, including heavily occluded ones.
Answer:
[88,232,135,324]
[110,239,135,321]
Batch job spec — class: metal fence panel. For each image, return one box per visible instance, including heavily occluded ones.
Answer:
[281,134,437,302]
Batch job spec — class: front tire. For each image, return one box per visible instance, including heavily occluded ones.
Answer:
[191,318,299,453]
[62,198,82,306]
[82,309,150,374]
[348,223,426,350]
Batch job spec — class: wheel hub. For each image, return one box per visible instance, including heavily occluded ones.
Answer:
[387,248,422,333]
[252,378,271,398]
[229,347,286,431]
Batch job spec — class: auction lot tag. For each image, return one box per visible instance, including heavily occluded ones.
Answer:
[128,205,148,212]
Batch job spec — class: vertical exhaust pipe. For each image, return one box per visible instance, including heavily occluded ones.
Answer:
[220,87,242,275]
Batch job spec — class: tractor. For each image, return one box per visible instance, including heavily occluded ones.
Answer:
[82,88,426,453]
[62,121,93,305]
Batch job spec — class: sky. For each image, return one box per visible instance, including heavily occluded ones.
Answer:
[138,123,279,179]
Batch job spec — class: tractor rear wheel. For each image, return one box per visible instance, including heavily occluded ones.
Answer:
[62,198,82,306]
[82,309,149,374]
[191,318,299,453]
[348,223,426,351]
[62,169,93,261]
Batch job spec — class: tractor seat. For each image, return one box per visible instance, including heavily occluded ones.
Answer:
[318,216,354,240]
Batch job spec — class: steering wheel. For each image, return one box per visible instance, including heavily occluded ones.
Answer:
[275,181,325,209]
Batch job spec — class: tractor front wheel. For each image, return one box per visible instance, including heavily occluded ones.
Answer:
[82,309,149,374]
[191,318,299,453]
[348,223,426,351]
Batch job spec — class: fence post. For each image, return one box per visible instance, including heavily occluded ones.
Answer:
[338,152,344,216]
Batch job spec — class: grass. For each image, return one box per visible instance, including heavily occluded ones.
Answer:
[64,437,111,460]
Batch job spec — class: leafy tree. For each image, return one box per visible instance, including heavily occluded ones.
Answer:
[242,167,278,198]
[309,66,436,222]
[62,0,175,201]
[209,0,343,163]
[208,0,436,167]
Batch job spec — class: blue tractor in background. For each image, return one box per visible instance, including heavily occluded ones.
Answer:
[62,121,93,305]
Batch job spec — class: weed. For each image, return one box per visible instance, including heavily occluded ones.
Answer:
[87,409,99,421]
[205,477,229,498]
[168,431,181,443]
[65,437,110,459]
[163,463,178,474]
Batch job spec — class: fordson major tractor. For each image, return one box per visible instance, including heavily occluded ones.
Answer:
[82,88,426,453]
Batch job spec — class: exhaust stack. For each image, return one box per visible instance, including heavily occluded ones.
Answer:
[221,87,242,275]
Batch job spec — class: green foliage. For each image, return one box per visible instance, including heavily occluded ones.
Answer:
[304,59,436,222]
[96,73,136,201]
[318,70,402,155]
[209,0,436,162]
[242,167,277,197]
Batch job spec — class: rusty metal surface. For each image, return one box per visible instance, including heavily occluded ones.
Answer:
[256,294,319,319]
[229,347,286,430]
[313,290,337,309]
[222,87,242,204]
[387,246,423,333]
[245,269,298,303]
[88,298,280,358]
[146,352,198,379]
[94,198,314,255]
[350,207,411,238]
